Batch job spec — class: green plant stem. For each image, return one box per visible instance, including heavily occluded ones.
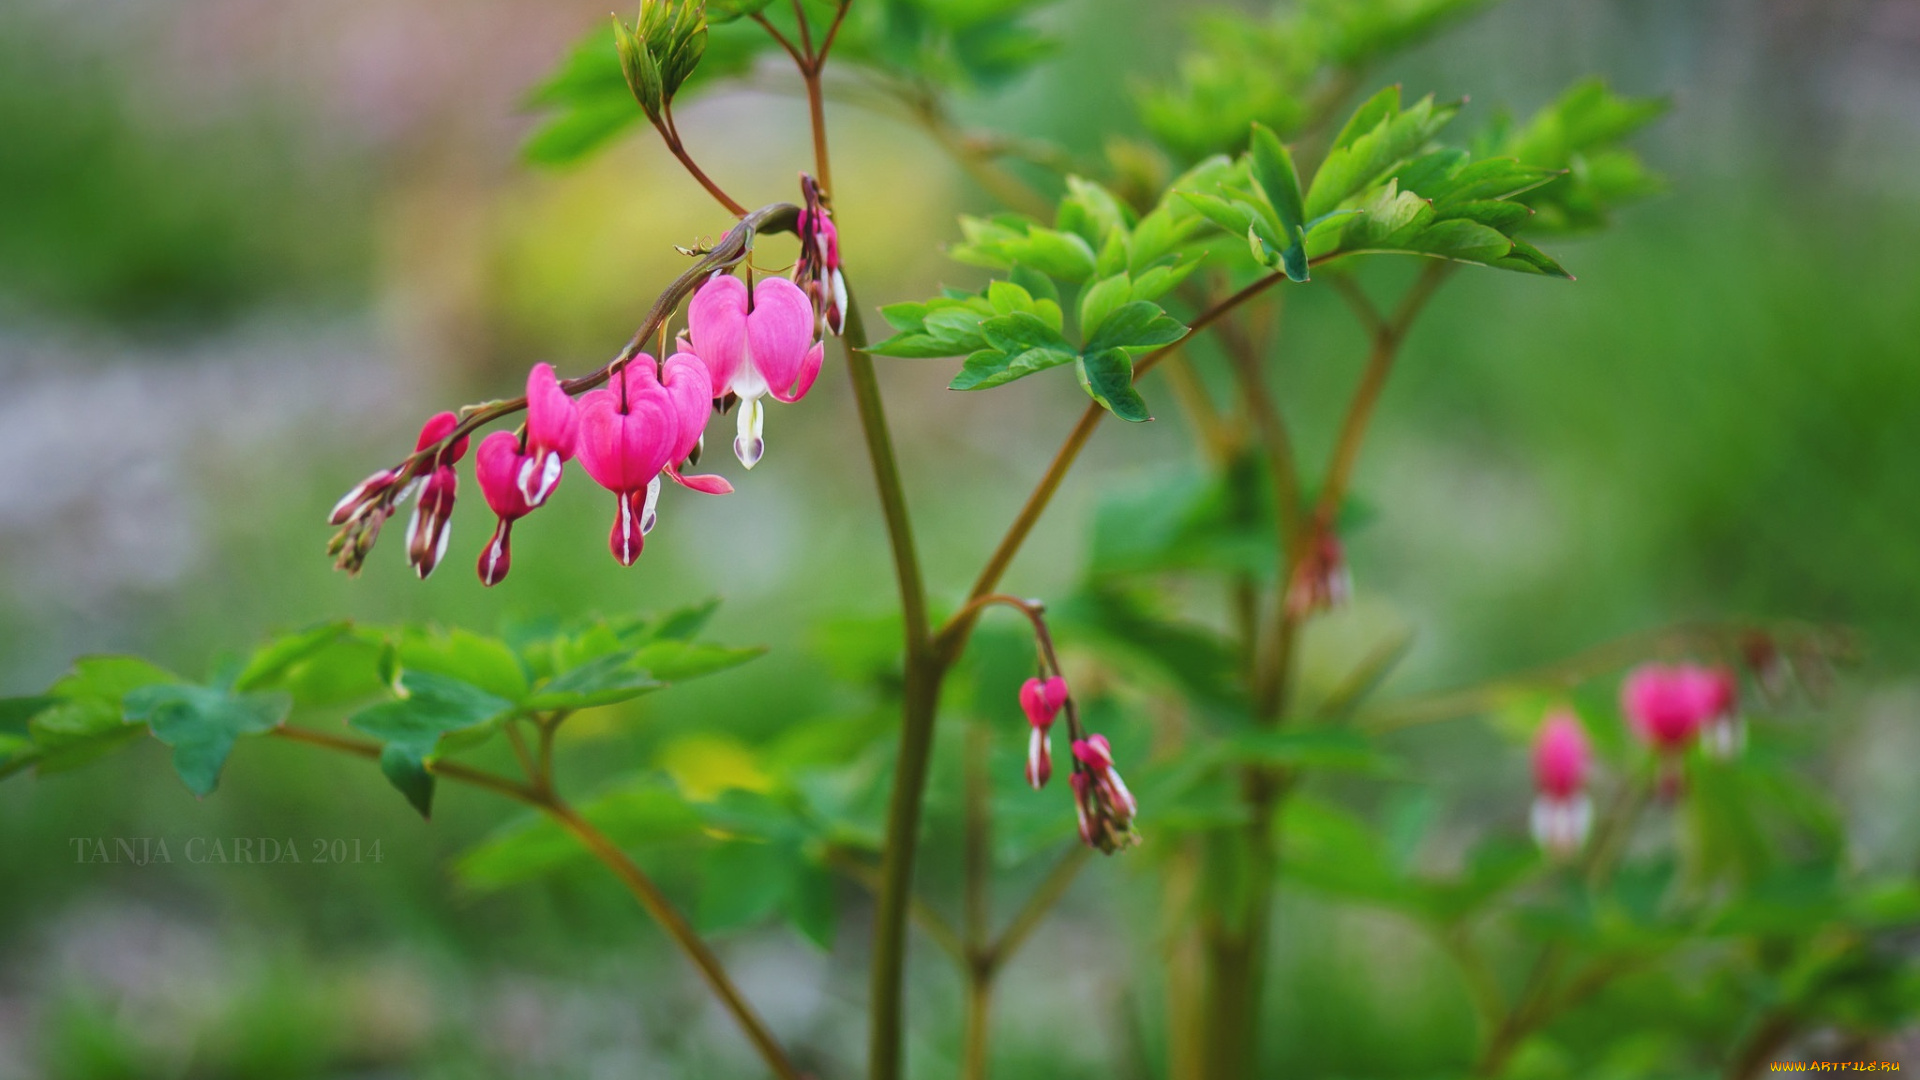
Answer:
[1311,262,1450,527]
[655,111,750,216]
[961,717,993,1080]
[269,725,803,1079]
[825,847,968,964]
[843,286,942,1080]
[545,798,806,1080]
[985,844,1092,971]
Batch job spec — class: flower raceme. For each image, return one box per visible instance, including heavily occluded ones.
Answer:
[687,273,824,469]
[1019,675,1068,789]
[797,174,847,337]
[1071,734,1140,854]
[1530,709,1593,858]
[575,354,733,566]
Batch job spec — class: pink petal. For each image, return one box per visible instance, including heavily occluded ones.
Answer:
[688,274,749,396]
[477,517,513,586]
[769,341,824,404]
[662,352,715,464]
[746,277,818,398]
[610,488,647,565]
[525,362,579,461]
[574,363,677,495]
[666,465,734,494]
[475,431,533,519]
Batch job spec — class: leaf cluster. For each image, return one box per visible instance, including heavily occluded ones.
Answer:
[0,603,762,816]
[868,176,1204,420]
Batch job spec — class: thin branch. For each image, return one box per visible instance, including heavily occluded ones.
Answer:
[544,798,806,1080]
[750,12,808,69]
[935,270,1295,664]
[1358,620,1841,732]
[824,847,968,966]
[1311,262,1451,527]
[504,721,539,785]
[788,0,816,60]
[653,111,750,216]
[818,0,852,63]
[985,844,1092,972]
[269,726,540,806]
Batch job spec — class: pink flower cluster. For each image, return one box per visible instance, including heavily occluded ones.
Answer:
[1525,662,1745,857]
[1017,674,1139,853]
[330,271,831,583]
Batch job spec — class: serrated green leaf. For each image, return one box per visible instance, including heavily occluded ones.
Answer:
[948,345,1076,391]
[1077,274,1134,342]
[1075,348,1152,422]
[1249,123,1306,240]
[124,684,290,797]
[980,310,1073,355]
[233,623,353,693]
[349,671,513,816]
[522,653,663,711]
[1306,93,1459,220]
[395,628,530,703]
[1085,301,1187,354]
[628,640,765,682]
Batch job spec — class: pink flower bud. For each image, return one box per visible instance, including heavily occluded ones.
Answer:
[405,464,456,579]
[1018,675,1068,730]
[415,411,469,463]
[1069,733,1139,853]
[1532,709,1590,799]
[519,362,579,507]
[1286,527,1351,619]
[329,468,397,526]
[688,273,825,469]
[474,431,538,587]
[1621,664,1709,752]
[1026,726,1052,790]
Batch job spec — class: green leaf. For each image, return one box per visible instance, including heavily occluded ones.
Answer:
[948,345,1076,392]
[1084,301,1187,354]
[980,310,1072,355]
[394,628,530,703]
[232,623,353,693]
[1249,123,1307,280]
[1076,274,1134,342]
[788,860,838,950]
[628,640,765,682]
[522,654,663,711]
[1305,92,1459,220]
[699,840,793,934]
[124,684,290,797]
[1076,348,1152,422]
[456,775,704,889]
[349,671,513,817]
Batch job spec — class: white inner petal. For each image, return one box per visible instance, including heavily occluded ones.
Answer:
[640,474,662,535]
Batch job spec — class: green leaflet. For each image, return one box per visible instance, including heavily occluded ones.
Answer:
[124,683,290,797]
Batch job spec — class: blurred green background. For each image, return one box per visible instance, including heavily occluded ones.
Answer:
[2,0,1917,1075]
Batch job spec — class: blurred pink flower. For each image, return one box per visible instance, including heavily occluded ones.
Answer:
[1530,709,1593,857]
[1071,734,1139,853]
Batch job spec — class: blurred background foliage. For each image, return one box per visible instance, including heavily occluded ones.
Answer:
[1,0,1918,1076]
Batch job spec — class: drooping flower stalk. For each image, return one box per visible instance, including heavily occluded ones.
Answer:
[404,412,469,579]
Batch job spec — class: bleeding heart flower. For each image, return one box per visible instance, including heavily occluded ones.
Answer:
[405,412,469,579]
[687,273,825,469]
[1019,675,1069,789]
[1694,665,1744,760]
[660,351,734,496]
[474,431,536,586]
[576,357,729,566]
[1070,733,1139,853]
[1530,709,1593,858]
[1621,664,1710,753]
[519,362,579,508]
